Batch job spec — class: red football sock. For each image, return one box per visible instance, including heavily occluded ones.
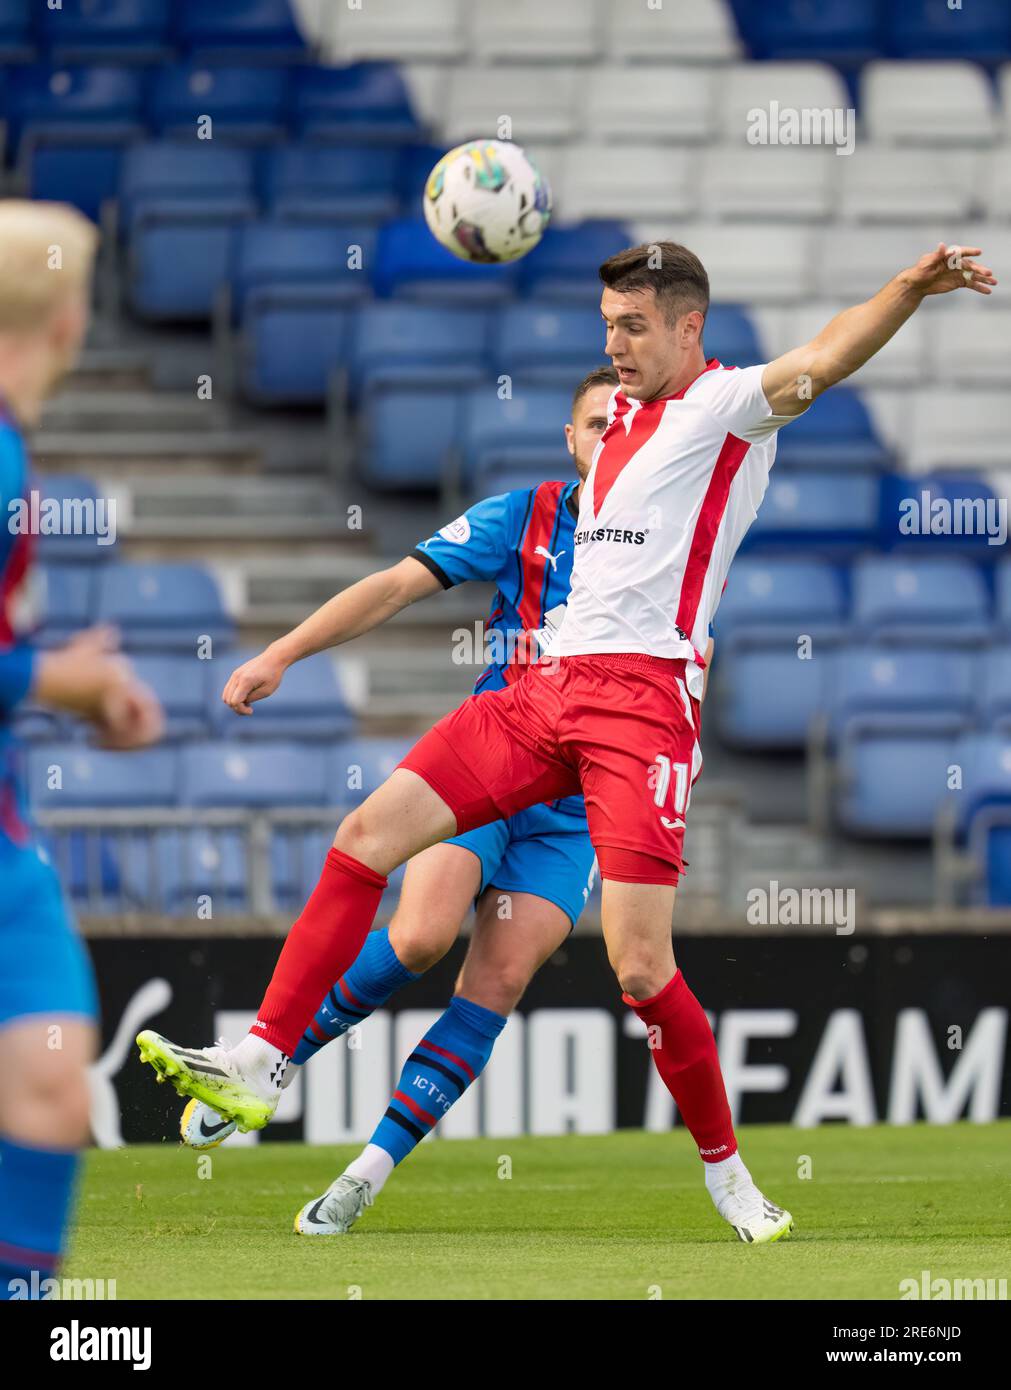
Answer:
[250,848,387,1056]
[624,970,737,1162]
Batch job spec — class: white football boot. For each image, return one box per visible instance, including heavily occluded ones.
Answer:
[713,1172,794,1244]
[294,1175,374,1236]
[136,1030,278,1132]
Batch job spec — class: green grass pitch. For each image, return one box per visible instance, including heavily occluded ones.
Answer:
[68,1124,1011,1300]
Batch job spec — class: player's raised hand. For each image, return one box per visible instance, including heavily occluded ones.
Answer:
[94,675,165,750]
[222,649,287,716]
[903,243,997,297]
[64,623,121,655]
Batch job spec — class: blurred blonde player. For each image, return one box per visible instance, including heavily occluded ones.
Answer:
[0,202,163,1299]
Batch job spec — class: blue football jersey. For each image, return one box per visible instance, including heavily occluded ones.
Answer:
[0,415,36,847]
[414,478,583,815]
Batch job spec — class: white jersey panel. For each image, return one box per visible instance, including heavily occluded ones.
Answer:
[547,362,797,671]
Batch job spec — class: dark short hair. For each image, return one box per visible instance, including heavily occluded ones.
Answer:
[598,241,709,327]
[572,364,619,412]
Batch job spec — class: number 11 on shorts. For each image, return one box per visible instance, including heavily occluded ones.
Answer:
[653,753,688,828]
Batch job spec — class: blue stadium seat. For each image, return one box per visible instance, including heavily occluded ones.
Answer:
[36,565,97,646]
[883,0,1011,62]
[31,475,116,565]
[231,221,374,320]
[126,149,258,318]
[179,740,329,806]
[6,63,144,155]
[329,736,415,805]
[374,217,519,302]
[461,385,573,493]
[773,387,890,470]
[129,212,252,320]
[708,556,848,634]
[128,655,209,741]
[836,724,962,837]
[826,647,978,741]
[240,287,355,404]
[259,144,401,222]
[38,0,171,64]
[492,305,607,386]
[173,0,308,65]
[119,141,257,235]
[713,642,837,750]
[518,221,629,303]
[732,0,882,65]
[290,62,420,144]
[851,556,990,646]
[95,563,233,652]
[146,64,289,142]
[9,65,144,218]
[980,648,1011,732]
[704,305,764,368]
[359,385,463,490]
[27,744,179,808]
[0,0,34,62]
[206,650,355,741]
[878,473,1006,555]
[121,143,257,318]
[135,827,251,914]
[711,557,847,749]
[347,303,491,394]
[952,733,1011,903]
[745,471,880,551]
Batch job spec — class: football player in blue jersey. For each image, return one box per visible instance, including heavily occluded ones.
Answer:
[0,202,163,1298]
[179,365,710,1236]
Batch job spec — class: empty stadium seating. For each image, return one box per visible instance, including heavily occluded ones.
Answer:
[9,0,1011,904]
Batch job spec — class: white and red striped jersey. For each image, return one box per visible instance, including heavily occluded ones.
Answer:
[545,359,796,692]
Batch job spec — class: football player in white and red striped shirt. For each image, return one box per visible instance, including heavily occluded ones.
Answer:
[141,239,996,1244]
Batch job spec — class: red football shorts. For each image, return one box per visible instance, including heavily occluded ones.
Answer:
[399,653,703,886]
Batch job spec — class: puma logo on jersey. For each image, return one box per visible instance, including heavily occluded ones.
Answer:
[660,816,686,830]
[534,545,566,571]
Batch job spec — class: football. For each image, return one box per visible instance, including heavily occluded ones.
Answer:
[422,139,551,263]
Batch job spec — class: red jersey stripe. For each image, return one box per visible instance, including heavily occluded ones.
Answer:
[592,397,666,515]
[510,479,566,675]
[676,432,751,640]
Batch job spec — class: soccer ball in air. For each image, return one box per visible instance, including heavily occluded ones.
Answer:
[423,140,551,263]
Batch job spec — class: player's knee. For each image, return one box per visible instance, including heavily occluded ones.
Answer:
[612,953,671,1003]
[333,807,377,862]
[388,916,454,973]
[456,965,526,1016]
[20,1065,92,1146]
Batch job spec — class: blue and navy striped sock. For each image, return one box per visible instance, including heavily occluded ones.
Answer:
[0,1135,79,1300]
[370,995,507,1166]
[293,925,419,1065]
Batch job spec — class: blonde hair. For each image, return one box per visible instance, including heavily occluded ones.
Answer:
[0,199,99,331]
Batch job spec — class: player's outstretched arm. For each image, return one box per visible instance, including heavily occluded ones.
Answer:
[762,242,998,417]
[31,626,164,749]
[222,557,443,716]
